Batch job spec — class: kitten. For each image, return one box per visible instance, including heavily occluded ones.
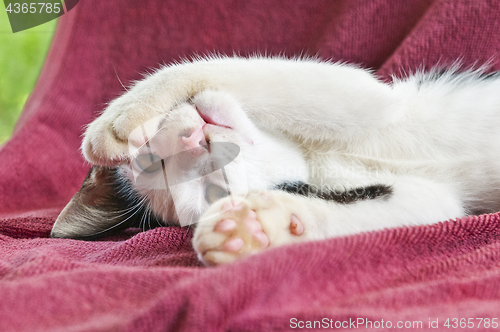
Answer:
[51,56,500,266]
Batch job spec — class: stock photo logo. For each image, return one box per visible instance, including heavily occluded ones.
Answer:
[128,115,248,227]
[4,0,79,32]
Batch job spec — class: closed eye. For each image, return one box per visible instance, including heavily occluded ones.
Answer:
[135,154,163,173]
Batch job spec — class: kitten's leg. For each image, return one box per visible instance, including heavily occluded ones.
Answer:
[193,177,464,266]
[83,58,399,165]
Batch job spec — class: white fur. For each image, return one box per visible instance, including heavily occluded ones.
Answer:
[81,56,500,265]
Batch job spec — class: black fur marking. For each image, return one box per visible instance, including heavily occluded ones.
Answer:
[274,181,392,204]
[76,167,164,240]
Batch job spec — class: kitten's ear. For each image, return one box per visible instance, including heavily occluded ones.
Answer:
[51,166,160,240]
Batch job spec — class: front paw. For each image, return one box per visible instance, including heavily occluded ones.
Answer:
[82,65,201,165]
[82,94,169,165]
[192,192,305,266]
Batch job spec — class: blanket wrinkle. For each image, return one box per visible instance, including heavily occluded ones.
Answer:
[1,0,500,331]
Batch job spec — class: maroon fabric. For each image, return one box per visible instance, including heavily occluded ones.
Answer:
[1,0,500,330]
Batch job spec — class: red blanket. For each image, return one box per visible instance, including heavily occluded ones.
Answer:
[1,0,500,330]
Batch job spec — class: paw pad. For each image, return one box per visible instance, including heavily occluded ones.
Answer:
[223,238,244,251]
[214,203,270,253]
[289,214,304,236]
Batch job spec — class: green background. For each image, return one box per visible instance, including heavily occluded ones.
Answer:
[0,6,56,144]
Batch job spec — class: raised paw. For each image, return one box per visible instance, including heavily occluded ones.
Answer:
[192,193,306,266]
[81,65,207,166]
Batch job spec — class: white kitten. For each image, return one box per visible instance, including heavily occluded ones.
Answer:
[51,56,500,266]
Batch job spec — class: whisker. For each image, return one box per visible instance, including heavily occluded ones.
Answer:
[83,198,147,238]
[113,67,163,114]
[104,196,148,220]
[147,207,153,231]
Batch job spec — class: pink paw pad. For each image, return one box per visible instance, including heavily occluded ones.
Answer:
[215,204,270,252]
[214,219,237,232]
[243,212,269,248]
[289,214,304,236]
[224,238,244,252]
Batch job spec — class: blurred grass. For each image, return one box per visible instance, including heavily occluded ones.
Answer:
[0,7,57,144]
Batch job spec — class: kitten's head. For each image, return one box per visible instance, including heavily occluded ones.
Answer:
[51,91,308,239]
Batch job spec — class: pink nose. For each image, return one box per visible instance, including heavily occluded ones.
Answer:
[180,126,207,150]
